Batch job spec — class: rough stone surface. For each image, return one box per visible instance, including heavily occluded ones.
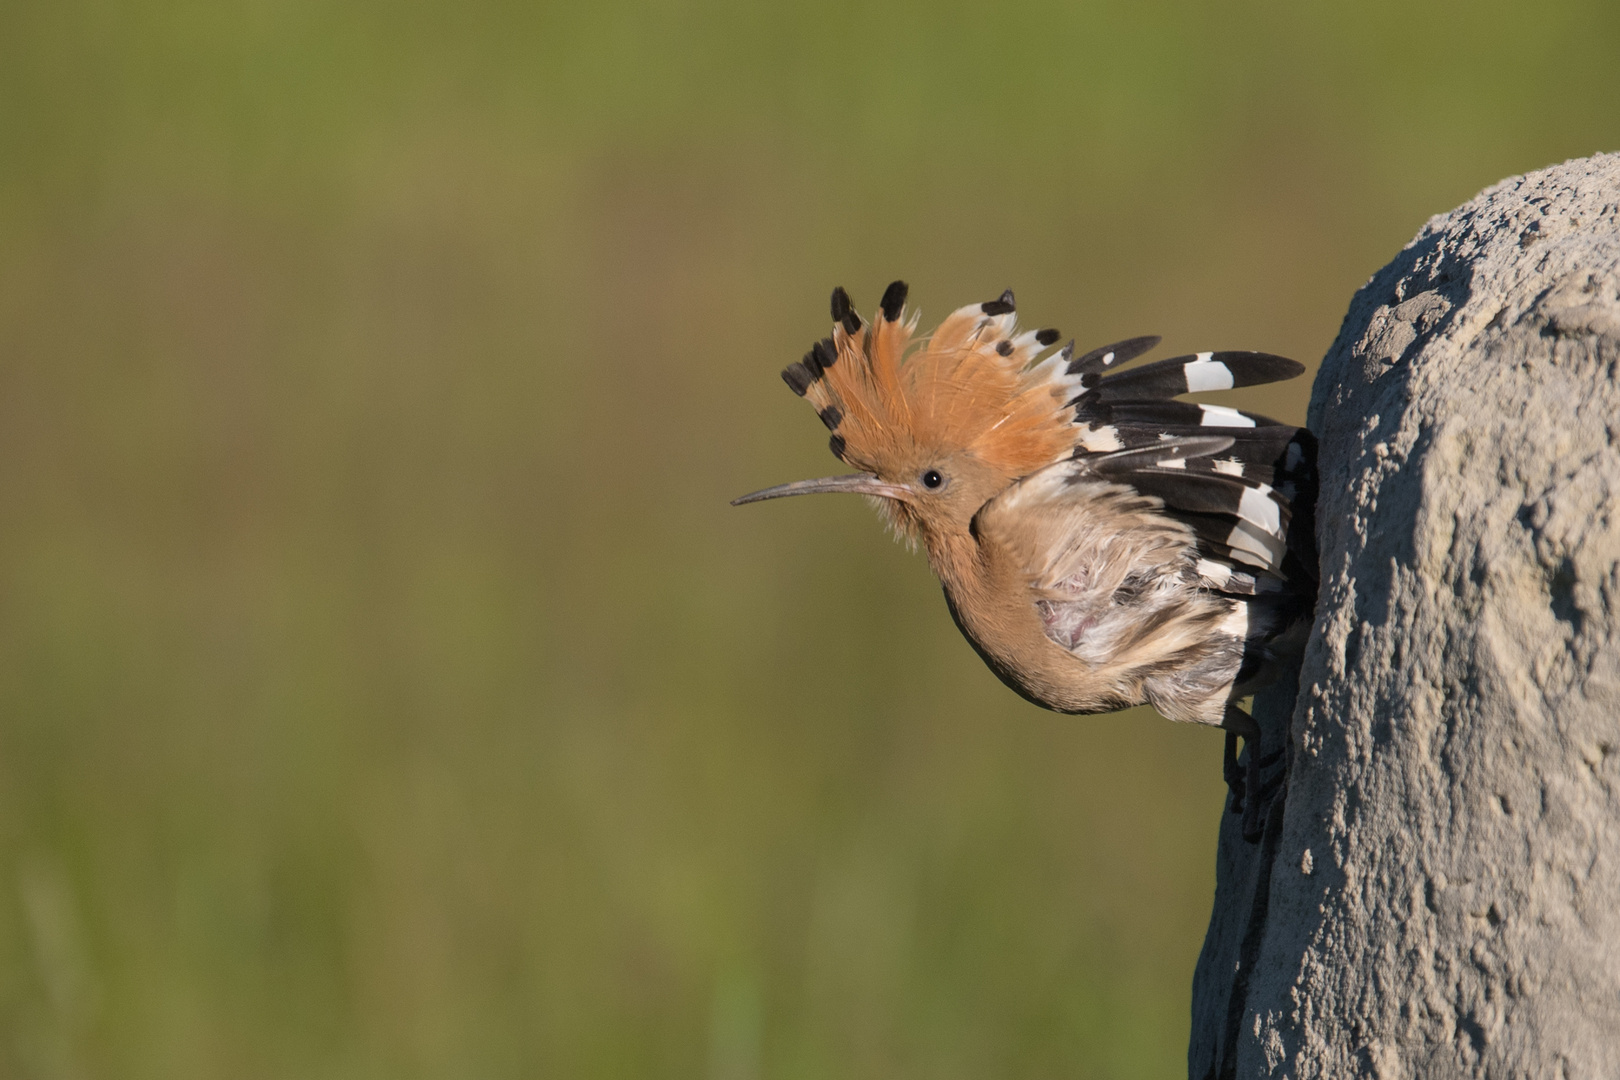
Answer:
[1190,153,1620,1078]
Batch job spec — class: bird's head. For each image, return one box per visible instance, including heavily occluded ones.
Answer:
[733,282,1089,559]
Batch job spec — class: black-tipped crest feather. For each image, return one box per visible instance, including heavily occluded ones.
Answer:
[880,280,908,321]
[981,289,1016,316]
[830,286,852,323]
[782,363,813,396]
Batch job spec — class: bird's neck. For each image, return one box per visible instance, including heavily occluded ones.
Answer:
[922,528,988,601]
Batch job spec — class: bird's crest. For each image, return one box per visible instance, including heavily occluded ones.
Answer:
[781,282,1085,481]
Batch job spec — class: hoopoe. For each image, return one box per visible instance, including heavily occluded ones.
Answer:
[734,283,1318,836]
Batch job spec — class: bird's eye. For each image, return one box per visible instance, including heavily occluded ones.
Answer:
[921,469,945,490]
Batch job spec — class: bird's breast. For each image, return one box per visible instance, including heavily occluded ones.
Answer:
[939,578,1135,716]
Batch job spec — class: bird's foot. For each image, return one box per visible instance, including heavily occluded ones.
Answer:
[1224,728,1286,844]
[1223,730,1247,813]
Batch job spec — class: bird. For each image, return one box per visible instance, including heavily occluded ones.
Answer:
[733,282,1317,838]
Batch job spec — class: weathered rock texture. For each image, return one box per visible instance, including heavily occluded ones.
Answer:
[1190,154,1620,1078]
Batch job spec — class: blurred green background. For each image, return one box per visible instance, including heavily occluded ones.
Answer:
[0,1,1616,1076]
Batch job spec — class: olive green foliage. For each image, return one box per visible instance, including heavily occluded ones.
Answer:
[0,2,1615,1077]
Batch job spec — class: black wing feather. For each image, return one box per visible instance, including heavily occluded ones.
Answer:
[1113,469,1287,533]
[1073,399,1287,429]
[1075,437,1235,476]
[1066,336,1162,376]
[1086,352,1304,401]
[1073,422,1310,478]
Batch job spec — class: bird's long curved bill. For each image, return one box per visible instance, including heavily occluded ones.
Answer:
[731,473,912,506]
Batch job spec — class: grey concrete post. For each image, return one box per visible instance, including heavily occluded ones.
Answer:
[1190,154,1620,1079]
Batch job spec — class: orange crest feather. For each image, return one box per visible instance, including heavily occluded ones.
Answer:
[786,284,1085,481]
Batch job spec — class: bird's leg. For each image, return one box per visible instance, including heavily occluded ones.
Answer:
[1223,703,1286,844]
[1223,730,1246,814]
[1220,704,1259,817]
[1241,746,1266,843]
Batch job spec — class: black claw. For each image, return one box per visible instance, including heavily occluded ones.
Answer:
[880,280,908,321]
[980,289,1016,316]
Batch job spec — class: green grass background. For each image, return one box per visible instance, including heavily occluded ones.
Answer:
[0,2,1616,1076]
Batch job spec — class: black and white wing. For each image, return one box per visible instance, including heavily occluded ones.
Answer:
[1058,337,1318,603]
